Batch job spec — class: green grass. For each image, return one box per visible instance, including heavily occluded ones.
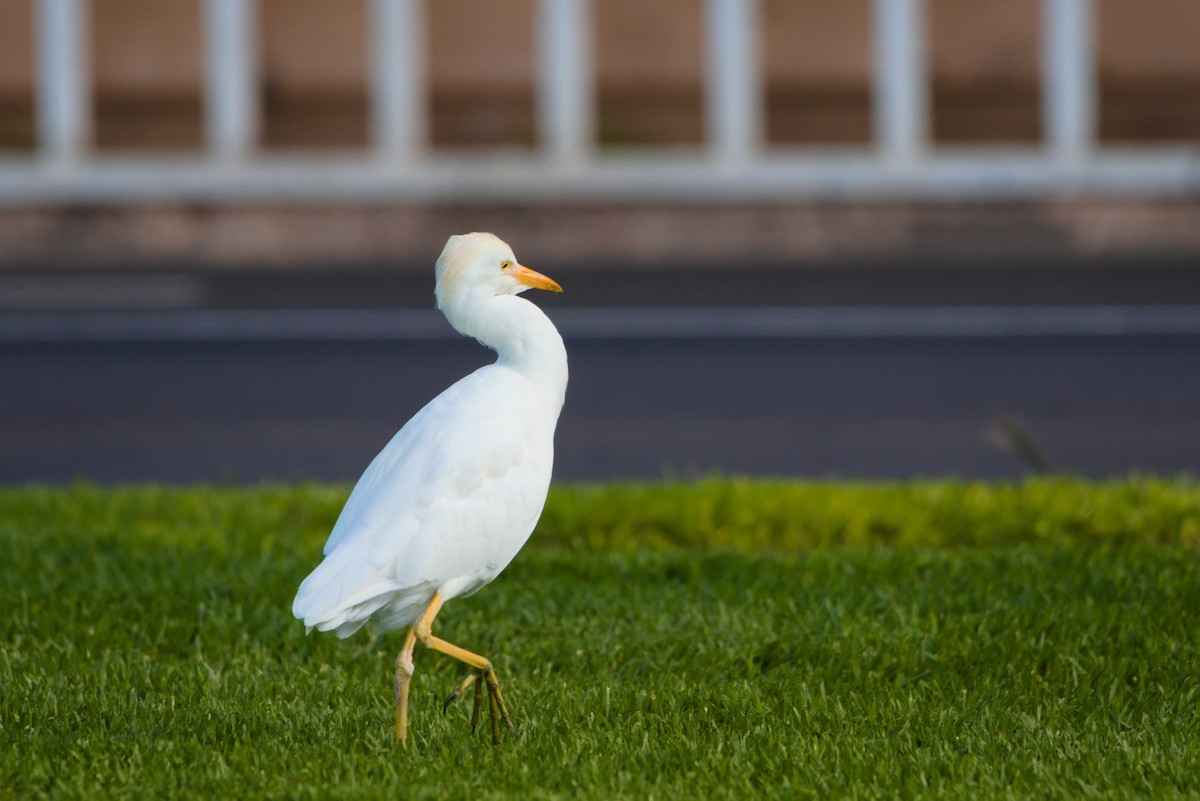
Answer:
[2,479,1199,799]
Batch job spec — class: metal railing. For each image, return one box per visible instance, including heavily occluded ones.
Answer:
[1,0,1197,205]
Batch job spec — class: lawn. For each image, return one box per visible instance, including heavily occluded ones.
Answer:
[2,480,1198,799]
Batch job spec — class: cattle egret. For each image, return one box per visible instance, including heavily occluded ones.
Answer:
[292,233,567,746]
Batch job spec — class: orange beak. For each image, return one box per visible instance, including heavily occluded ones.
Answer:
[511,264,563,293]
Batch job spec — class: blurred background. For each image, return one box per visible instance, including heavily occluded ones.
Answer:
[0,0,1197,483]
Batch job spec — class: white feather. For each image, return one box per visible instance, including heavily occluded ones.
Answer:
[292,233,567,639]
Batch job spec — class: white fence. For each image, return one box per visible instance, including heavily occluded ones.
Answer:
[1,0,1197,205]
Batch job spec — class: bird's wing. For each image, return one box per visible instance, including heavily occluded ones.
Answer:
[292,365,553,633]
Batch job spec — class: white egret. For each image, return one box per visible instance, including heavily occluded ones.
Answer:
[292,232,567,746]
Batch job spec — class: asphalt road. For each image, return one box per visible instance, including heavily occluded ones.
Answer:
[2,333,1197,483]
[2,258,1197,483]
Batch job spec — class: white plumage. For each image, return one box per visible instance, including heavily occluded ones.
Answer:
[292,232,566,745]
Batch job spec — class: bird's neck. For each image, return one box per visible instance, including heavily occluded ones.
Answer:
[448,295,568,413]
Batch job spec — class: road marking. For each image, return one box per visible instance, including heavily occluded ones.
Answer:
[0,275,204,310]
[2,305,1200,343]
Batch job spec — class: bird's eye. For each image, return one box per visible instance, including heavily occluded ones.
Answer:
[500,260,512,271]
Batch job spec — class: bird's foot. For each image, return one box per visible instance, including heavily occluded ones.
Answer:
[443,669,484,732]
[444,667,517,745]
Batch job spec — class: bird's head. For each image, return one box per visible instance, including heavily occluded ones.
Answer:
[435,233,562,313]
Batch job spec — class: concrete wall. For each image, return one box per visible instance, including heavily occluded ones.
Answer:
[0,0,1198,150]
[0,0,35,149]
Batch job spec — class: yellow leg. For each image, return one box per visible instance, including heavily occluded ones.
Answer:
[403,592,518,746]
[394,626,418,747]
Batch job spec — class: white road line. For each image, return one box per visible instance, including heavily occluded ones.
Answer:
[2,306,1200,343]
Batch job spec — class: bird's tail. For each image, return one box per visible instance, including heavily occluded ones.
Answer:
[291,544,426,638]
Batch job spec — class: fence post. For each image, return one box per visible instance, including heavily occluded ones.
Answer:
[1042,0,1096,160]
[34,0,91,163]
[538,0,593,164]
[872,0,928,163]
[370,0,425,160]
[705,0,762,163]
[204,0,259,160]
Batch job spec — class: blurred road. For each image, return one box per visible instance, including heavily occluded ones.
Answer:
[1,260,1197,483]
